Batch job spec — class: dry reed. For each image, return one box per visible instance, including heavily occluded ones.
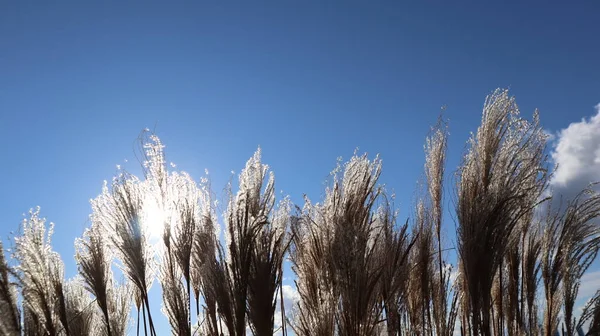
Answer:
[4,90,600,336]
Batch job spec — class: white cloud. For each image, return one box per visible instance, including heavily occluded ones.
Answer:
[579,270,600,301]
[550,103,600,199]
[282,284,301,304]
[273,284,301,335]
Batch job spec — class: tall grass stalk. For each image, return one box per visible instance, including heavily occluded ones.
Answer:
[456,89,549,336]
[3,90,600,336]
[0,240,20,336]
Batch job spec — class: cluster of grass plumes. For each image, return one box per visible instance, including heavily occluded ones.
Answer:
[0,133,294,336]
[456,89,551,336]
[290,154,389,336]
[288,118,456,336]
[75,221,130,336]
[2,89,600,336]
[541,187,600,336]
[0,240,20,336]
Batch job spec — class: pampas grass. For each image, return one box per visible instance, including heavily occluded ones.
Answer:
[578,290,600,335]
[76,221,119,336]
[377,204,413,336]
[3,90,600,336]
[220,149,289,336]
[62,280,96,336]
[161,255,191,336]
[171,174,199,319]
[0,240,20,336]
[541,187,600,336]
[408,200,434,335]
[425,117,455,336]
[246,198,289,336]
[291,154,402,336]
[522,223,542,334]
[94,172,157,336]
[456,89,549,336]
[14,208,64,336]
[190,188,221,336]
[289,201,337,336]
[159,174,197,336]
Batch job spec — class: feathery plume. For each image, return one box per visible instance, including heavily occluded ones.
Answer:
[63,279,96,336]
[292,154,390,336]
[541,187,600,336]
[0,240,20,336]
[95,173,156,335]
[76,217,132,336]
[376,202,413,336]
[456,89,549,335]
[247,198,290,336]
[14,208,63,336]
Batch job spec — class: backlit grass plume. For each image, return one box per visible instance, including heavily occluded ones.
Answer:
[541,187,600,336]
[407,199,434,335]
[161,254,190,336]
[289,199,337,336]
[0,240,20,336]
[246,197,290,336]
[561,189,600,336]
[171,173,199,318]
[75,218,130,336]
[13,208,66,336]
[456,89,549,336]
[220,148,288,335]
[376,202,413,336]
[328,154,386,336]
[292,154,397,336]
[190,179,221,335]
[62,279,96,336]
[160,172,202,335]
[2,89,600,336]
[93,173,157,336]
[424,117,456,336]
[577,290,600,335]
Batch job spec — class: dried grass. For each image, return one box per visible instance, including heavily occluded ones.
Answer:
[456,89,549,336]
[4,90,600,336]
[0,240,20,336]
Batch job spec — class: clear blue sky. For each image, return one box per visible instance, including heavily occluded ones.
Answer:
[1,1,599,334]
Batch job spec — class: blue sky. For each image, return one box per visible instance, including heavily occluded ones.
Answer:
[1,1,599,334]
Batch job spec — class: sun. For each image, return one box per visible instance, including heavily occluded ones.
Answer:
[142,196,166,239]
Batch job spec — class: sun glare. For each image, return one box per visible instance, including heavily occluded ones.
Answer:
[143,197,166,239]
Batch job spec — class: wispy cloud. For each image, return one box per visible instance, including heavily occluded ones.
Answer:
[544,129,556,142]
